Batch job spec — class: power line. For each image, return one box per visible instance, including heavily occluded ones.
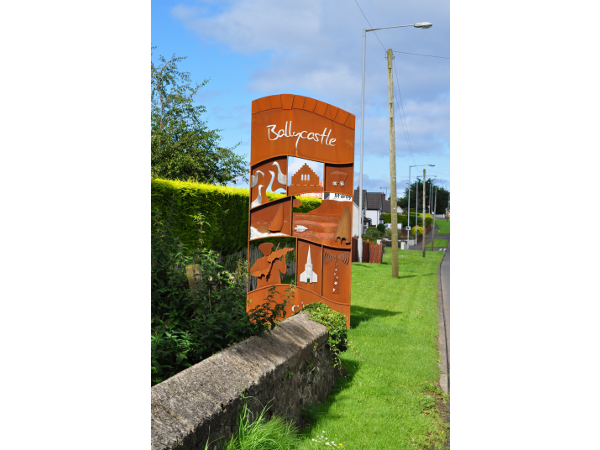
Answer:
[392,56,416,165]
[351,0,423,168]
[393,86,416,166]
[393,50,449,59]
[352,0,387,51]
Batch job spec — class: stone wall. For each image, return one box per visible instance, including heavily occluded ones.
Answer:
[151,313,338,450]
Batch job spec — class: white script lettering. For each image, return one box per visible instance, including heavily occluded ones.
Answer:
[267,122,336,149]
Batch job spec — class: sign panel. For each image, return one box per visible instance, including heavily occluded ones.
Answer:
[247,94,355,328]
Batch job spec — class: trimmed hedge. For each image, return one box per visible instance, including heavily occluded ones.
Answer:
[381,213,432,228]
[151,178,322,255]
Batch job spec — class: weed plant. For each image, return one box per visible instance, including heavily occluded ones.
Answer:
[222,397,299,450]
[151,198,292,385]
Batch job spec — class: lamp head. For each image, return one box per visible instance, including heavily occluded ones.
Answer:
[414,22,433,29]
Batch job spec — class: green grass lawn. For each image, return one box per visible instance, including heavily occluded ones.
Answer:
[430,239,448,248]
[297,250,448,450]
[434,219,450,235]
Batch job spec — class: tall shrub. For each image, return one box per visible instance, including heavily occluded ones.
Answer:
[151,200,293,385]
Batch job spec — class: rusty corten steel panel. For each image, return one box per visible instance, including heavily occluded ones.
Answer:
[247,286,351,326]
[250,156,288,209]
[247,94,355,329]
[249,197,292,241]
[324,163,354,197]
[250,94,355,166]
[296,239,322,296]
[367,242,383,264]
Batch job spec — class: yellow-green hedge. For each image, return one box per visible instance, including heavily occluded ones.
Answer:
[151,178,322,255]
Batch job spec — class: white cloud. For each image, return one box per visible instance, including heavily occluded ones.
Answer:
[169,0,450,186]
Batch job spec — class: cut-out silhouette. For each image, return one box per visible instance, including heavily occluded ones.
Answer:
[299,246,317,284]
[250,184,264,208]
[268,204,284,232]
[334,206,351,245]
[250,242,294,289]
[272,161,287,188]
[251,170,265,188]
[329,171,347,187]
[291,163,320,187]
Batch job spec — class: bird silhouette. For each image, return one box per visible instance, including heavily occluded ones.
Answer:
[272,161,287,185]
[250,170,264,188]
[250,185,263,208]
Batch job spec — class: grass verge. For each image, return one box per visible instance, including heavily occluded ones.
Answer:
[434,219,450,235]
[430,239,448,248]
[297,250,448,449]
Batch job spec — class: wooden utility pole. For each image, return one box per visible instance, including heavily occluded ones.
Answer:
[422,169,426,257]
[387,49,398,278]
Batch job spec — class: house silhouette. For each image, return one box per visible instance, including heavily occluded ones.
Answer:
[291,163,320,187]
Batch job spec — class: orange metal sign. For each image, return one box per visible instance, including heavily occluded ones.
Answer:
[247,94,355,328]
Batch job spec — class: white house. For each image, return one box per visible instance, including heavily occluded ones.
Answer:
[364,192,384,226]
[352,189,367,236]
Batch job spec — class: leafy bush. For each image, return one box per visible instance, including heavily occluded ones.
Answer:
[376,223,385,234]
[297,302,348,368]
[365,227,381,238]
[411,225,423,236]
[381,213,432,228]
[151,198,293,385]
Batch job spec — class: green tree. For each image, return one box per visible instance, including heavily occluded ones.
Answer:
[398,178,449,213]
[151,48,247,184]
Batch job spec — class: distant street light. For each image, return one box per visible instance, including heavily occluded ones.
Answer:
[415,174,436,255]
[358,22,433,263]
[407,165,434,250]
[430,179,446,215]
[429,179,446,251]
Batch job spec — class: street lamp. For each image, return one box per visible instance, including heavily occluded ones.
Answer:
[417,174,437,217]
[414,174,436,254]
[430,179,446,216]
[358,22,433,263]
[407,165,434,250]
[429,179,446,251]
[418,174,436,213]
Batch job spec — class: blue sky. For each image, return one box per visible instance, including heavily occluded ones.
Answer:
[152,0,450,197]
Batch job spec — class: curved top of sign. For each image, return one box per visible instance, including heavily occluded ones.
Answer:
[251,94,355,166]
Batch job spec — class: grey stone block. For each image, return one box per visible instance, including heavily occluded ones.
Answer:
[151,313,337,450]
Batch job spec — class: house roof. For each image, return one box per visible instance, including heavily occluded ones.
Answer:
[353,189,367,208]
[366,192,382,210]
[382,199,391,213]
